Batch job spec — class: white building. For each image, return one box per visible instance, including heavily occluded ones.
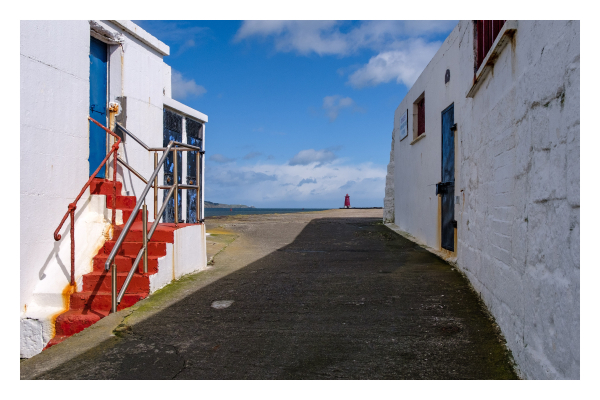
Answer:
[21,20,208,357]
[384,20,579,379]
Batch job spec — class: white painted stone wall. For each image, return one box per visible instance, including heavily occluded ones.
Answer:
[387,20,579,379]
[21,20,93,357]
[21,20,208,357]
[150,224,208,293]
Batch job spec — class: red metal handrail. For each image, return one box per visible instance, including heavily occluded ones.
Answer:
[53,117,122,285]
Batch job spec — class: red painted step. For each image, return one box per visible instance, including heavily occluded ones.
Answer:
[105,194,137,209]
[122,208,148,223]
[90,179,122,196]
[82,271,150,293]
[113,222,176,243]
[70,291,147,311]
[54,310,107,337]
[102,241,167,257]
[45,178,190,351]
[92,254,160,274]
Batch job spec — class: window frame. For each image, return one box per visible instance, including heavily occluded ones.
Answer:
[411,92,426,145]
[475,20,506,71]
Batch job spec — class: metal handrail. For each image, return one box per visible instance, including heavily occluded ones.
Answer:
[104,141,176,270]
[117,185,175,304]
[115,123,150,151]
[115,122,204,218]
[53,117,121,286]
[115,122,203,152]
[117,157,148,184]
[105,138,204,313]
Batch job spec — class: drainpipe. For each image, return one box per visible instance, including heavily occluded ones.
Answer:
[106,101,120,179]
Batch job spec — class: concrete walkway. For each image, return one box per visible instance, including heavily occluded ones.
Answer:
[21,209,517,379]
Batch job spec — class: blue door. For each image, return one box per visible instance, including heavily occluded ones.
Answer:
[440,104,455,251]
[89,37,108,178]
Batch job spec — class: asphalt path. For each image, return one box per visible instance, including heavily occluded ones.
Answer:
[22,209,517,379]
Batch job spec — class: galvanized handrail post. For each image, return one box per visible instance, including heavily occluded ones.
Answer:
[174,148,179,226]
[69,205,75,286]
[196,151,200,223]
[112,143,117,227]
[117,186,174,304]
[154,152,158,220]
[142,203,148,274]
[111,262,117,313]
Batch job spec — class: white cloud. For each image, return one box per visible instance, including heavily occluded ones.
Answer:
[235,21,455,89]
[211,170,277,187]
[234,20,456,56]
[206,159,386,207]
[171,70,207,101]
[289,149,337,166]
[234,21,347,56]
[347,39,442,88]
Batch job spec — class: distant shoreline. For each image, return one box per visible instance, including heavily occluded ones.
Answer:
[205,201,254,209]
[205,208,331,217]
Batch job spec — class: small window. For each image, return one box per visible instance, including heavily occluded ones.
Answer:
[411,92,426,143]
[475,20,506,71]
[417,97,425,136]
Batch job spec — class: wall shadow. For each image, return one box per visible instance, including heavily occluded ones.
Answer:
[29,215,517,380]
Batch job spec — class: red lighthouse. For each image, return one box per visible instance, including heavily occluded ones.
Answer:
[344,194,351,209]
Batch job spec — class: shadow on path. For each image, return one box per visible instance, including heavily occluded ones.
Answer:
[32,216,517,379]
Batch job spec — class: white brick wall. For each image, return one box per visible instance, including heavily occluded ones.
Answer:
[385,20,580,379]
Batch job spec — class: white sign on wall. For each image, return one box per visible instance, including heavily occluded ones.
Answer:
[399,109,408,141]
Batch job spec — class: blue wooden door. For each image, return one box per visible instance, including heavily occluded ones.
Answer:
[163,109,182,223]
[89,37,108,178]
[186,119,202,223]
[440,104,455,251]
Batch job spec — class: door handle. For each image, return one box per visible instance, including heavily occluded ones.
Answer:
[436,181,454,195]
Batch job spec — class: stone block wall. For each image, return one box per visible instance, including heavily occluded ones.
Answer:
[457,20,580,379]
[388,20,579,379]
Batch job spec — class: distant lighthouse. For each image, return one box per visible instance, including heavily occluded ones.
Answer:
[344,194,351,209]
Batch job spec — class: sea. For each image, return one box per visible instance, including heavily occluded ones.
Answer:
[205,208,330,217]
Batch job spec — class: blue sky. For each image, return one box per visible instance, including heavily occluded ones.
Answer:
[136,20,457,208]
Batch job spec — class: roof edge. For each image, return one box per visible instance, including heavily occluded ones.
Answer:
[108,20,170,56]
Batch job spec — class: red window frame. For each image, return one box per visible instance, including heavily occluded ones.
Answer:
[476,20,506,71]
[417,97,425,136]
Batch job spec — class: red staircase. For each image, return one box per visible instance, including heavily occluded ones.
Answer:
[45,178,185,349]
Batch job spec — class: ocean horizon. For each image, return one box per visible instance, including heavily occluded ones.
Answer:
[205,208,331,217]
